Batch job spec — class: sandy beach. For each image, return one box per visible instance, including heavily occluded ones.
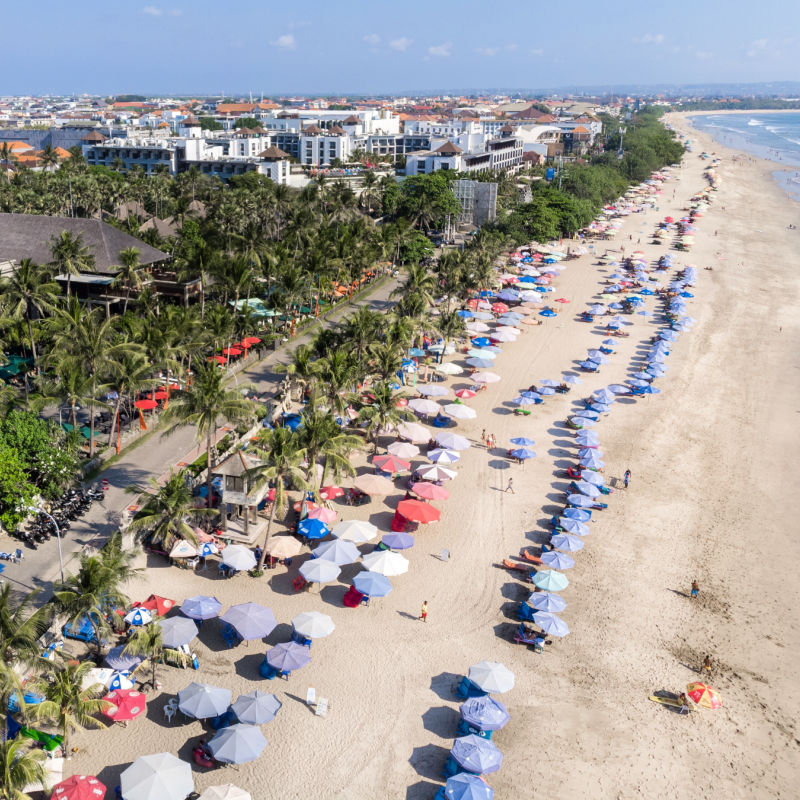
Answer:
[65,114,800,800]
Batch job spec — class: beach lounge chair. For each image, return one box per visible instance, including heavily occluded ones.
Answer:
[520,549,543,566]
[514,624,540,648]
[518,601,536,622]
[456,719,493,739]
[500,558,530,575]
[455,676,489,701]
[342,587,365,608]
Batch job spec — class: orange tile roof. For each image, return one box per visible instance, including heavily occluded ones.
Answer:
[6,141,34,152]
[54,147,71,158]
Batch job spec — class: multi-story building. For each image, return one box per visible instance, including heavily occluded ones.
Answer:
[404,135,523,176]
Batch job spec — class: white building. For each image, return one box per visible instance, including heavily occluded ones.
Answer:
[404,136,523,176]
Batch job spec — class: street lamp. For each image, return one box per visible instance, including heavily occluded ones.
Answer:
[28,506,64,584]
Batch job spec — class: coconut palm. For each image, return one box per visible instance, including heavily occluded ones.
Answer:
[0,738,47,800]
[39,145,60,172]
[313,350,360,416]
[49,231,95,297]
[247,426,308,570]
[357,381,413,453]
[433,310,466,364]
[123,623,164,690]
[0,585,48,667]
[392,263,436,308]
[339,305,382,371]
[368,341,404,382]
[113,247,145,314]
[126,470,215,550]
[160,361,255,504]
[297,407,360,498]
[34,661,106,754]
[105,348,156,449]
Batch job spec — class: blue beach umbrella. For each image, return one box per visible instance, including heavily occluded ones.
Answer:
[466,358,494,369]
[381,531,415,550]
[459,696,510,731]
[563,507,591,522]
[578,447,603,459]
[104,646,143,672]
[537,386,556,396]
[607,383,631,395]
[471,337,491,347]
[527,591,567,613]
[551,533,584,552]
[541,550,575,570]
[159,617,198,649]
[592,388,616,404]
[569,416,596,428]
[519,391,543,401]
[575,430,600,446]
[457,310,474,319]
[266,641,310,672]
[567,494,596,508]
[575,409,599,420]
[627,378,650,388]
[353,570,392,597]
[208,723,267,765]
[587,402,612,413]
[220,603,277,641]
[588,353,609,365]
[580,470,605,486]
[579,360,599,371]
[231,690,282,725]
[123,608,153,627]
[562,374,582,385]
[510,437,535,446]
[510,448,536,460]
[298,518,329,540]
[181,595,222,621]
[559,517,590,535]
[573,480,601,497]
[408,347,426,357]
[533,611,570,637]
[512,395,538,406]
[579,452,605,470]
[467,348,496,360]
[428,448,460,464]
[531,570,570,591]
[444,773,494,800]
[450,735,503,774]
[539,308,557,317]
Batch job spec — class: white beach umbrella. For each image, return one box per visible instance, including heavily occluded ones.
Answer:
[292,611,335,639]
[331,519,378,543]
[299,558,341,584]
[416,464,458,481]
[408,398,441,415]
[468,661,515,694]
[169,540,197,558]
[472,372,501,383]
[417,385,449,397]
[396,421,431,443]
[434,362,463,375]
[427,448,460,464]
[387,441,420,459]
[120,753,193,800]
[435,432,471,450]
[221,545,256,572]
[198,786,252,800]
[491,330,517,343]
[361,550,409,577]
[466,322,491,333]
[443,404,477,420]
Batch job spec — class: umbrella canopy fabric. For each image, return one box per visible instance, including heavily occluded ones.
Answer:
[443,403,478,419]
[120,753,193,800]
[139,595,175,616]
[178,683,232,719]
[417,385,449,397]
[533,611,570,637]
[181,596,222,621]
[471,372,500,384]
[103,689,146,721]
[159,617,199,649]
[266,641,311,671]
[510,448,536,460]
[510,437,535,446]
[567,494,597,508]
[299,559,341,584]
[381,530,415,550]
[208,724,267,765]
[169,540,197,558]
[266,536,302,559]
[396,421,430,443]
[450,734,503,774]
[417,464,458,481]
[397,499,441,524]
[410,482,449,500]
[575,431,600,446]
[530,570,570,591]
[198,786,251,800]
[361,550,410,576]
[427,448,460,464]
[332,520,378,543]
[444,773,494,800]
[526,592,567,613]
[231,691,282,725]
[468,661,515,693]
[104,646,142,672]
[387,442,420,459]
[573,481,602,498]
[124,608,153,627]
[292,611,335,640]
[353,474,395,495]
[306,505,337,523]
[559,518,590,535]
[311,539,360,565]
[408,398,441,415]
[83,667,134,693]
[220,603,277,641]
[435,432,471,450]
[541,550,575,570]
[563,507,591,522]
[353,570,392,597]
[52,775,106,800]
[297,518,329,540]
[459,696,510,731]
[687,682,722,709]
[550,533,585,552]
[466,358,494,369]
[221,545,256,572]
[373,454,412,474]
[580,470,605,486]
[435,362,464,375]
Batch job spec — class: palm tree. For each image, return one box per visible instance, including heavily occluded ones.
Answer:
[127,470,216,550]
[313,350,360,416]
[49,231,95,297]
[434,310,466,364]
[357,381,413,453]
[392,263,436,308]
[123,624,164,690]
[160,361,254,505]
[0,738,47,800]
[368,341,403,382]
[106,349,156,449]
[113,247,145,314]
[31,362,96,431]
[0,259,60,364]
[34,661,106,755]
[0,585,48,667]
[360,170,379,214]
[39,145,60,172]
[339,305,382,371]
[247,427,308,570]
[298,407,360,498]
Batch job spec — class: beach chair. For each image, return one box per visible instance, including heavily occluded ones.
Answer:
[259,659,279,680]
[292,630,312,649]
[163,699,177,724]
[342,587,364,608]
[455,676,488,701]
[520,549,543,566]
[292,575,308,592]
[442,755,463,779]
[500,558,530,576]
[456,719,492,739]
[221,623,241,649]
[518,601,536,622]
[514,624,539,648]
[210,710,236,730]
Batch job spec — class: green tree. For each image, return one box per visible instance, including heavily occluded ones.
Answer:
[49,231,95,297]
[0,738,47,800]
[234,117,261,130]
[113,247,145,314]
[123,623,164,690]
[298,407,360,498]
[199,116,224,131]
[357,381,413,453]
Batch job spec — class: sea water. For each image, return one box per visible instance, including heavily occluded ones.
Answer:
[690,111,800,201]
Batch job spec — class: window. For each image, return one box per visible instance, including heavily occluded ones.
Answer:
[225,475,244,493]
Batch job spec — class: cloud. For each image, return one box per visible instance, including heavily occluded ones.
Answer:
[428,42,452,57]
[168,8,182,16]
[389,37,412,52]
[506,43,518,52]
[530,48,544,56]
[695,50,714,60]
[142,5,162,15]
[634,33,665,45]
[745,38,769,58]
[363,33,381,46]
[477,47,499,57]
[271,34,296,50]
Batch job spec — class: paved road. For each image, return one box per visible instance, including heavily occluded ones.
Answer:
[4,277,399,599]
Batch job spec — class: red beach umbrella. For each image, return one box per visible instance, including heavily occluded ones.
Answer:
[455,389,477,399]
[138,594,175,616]
[242,336,261,345]
[208,355,227,364]
[320,486,344,500]
[51,775,106,800]
[102,689,146,721]
[410,482,450,501]
[491,302,509,313]
[222,347,242,356]
[133,399,157,411]
[373,455,411,474]
[397,499,440,524]
[395,397,409,407]
[152,391,169,401]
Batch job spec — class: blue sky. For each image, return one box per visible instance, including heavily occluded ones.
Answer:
[2,0,799,95]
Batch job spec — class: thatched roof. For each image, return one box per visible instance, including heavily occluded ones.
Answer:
[258,146,290,160]
[82,131,107,142]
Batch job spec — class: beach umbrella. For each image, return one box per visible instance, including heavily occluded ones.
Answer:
[457,310,474,318]
[563,507,591,522]
[466,357,494,369]
[319,485,345,500]
[455,389,477,400]
[473,312,494,320]
[169,540,197,559]
[451,735,503,775]
[181,596,222,621]
[417,385,450,398]
[83,667,134,693]
[608,383,631,395]
[443,773,494,800]
[266,536,302,559]
[408,398,441,415]
[208,724,267,765]
[362,549,409,576]
[428,448,460,464]
[231,691,282,725]
[396,421,430,443]
[575,430,600,446]
[311,539,360,565]
[51,775,106,800]
[124,608,153,627]
[353,570,392,597]
[381,530,415,550]
[575,410,599,421]
[541,550,575,570]
[526,592,567,613]
[139,595,175,616]
[353,474,394,495]
[530,570,570,591]
[221,545,256,572]
[178,682,232,719]
[198,542,219,557]
[104,646,143,672]
[120,753,193,800]
[435,362,464,375]
[471,372,500,384]
[443,403,477,419]
[460,696,510,731]
[533,611,570,637]
[306,506,337,524]
[388,441,420,459]
[467,348,496,360]
[220,603,277,641]
[510,448,536,460]
[466,322,491,333]
[580,470,605,486]
[579,361,599,371]
[569,417,596,428]
[550,533,584,552]
[490,330,517,342]
[579,452,605,470]
[411,482,449,500]
[562,374,582,385]
[468,661,515,693]
[559,518,590,535]
[538,386,556,396]
[159,617,198,649]
[373,454,412,474]
[573,481,601,498]
[102,689,147,721]
[266,641,311,672]
[397,499,440,524]
[297,518,329,540]
[291,611,335,640]
[435,432,471,450]
[510,437,535,446]
[332,519,378,543]
[299,558,341,584]
[512,395,539,406]
[587,354,609,365]
[417,464,458,481]
[686,682,722,710]
[408,347,426,357]
[198,786,252,800]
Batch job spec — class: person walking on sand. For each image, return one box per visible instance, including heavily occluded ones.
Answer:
[703,654,713,675]
[624,469,631,489]
[691,580,700,599]
[420,601,428,623]
[505,478,515,494]
[481,429,487,447]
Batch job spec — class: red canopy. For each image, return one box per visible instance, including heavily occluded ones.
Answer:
[102,689,146,721]
[410,482,449,501]
[397,499,440,524]
[51,775,106,800]
[208,355,227,364]
[134,399,157,410]
[242,336,262,345]
[320,486,344,500]
[454,389,476,399]
[237,341,252,349]
[137,594,175,616]
[373,455,411,474]
[395,398,409,407]
[222,347,242,356]
[491,302,509,313]
[152,391,169,400]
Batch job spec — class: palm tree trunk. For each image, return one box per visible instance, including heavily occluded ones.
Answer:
[257,500,278,571]
[206,433,214,509]
[151,649,158,690]
[123,288,131,314]
[108,396,122,448]
[89,378,97,457]
[26,317,37,364]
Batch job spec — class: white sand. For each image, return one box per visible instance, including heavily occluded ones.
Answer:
[67,116,800,799]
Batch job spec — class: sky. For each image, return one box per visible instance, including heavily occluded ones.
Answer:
[2,0,799,95]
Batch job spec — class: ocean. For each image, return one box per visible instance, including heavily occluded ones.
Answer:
[689,111,800,201]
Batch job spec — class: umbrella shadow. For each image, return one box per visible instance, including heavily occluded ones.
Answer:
[501,600,521,620]
[488,459,511,471]
[500,580,528,601]
[266,622,293,646]
[319,585,347,607]
[196,622,229,654]
[421,705,459,738]
[493,621,519,643]
[234,652,266,681]
[406,780,440,800]
[368,510,397,529]
[493,406,514,414]
[429,671,461,701]
[337,561,363,586]
[96,763,128,797]
[266,571,296,596]
[409,743,450,781]
[143,691,188,729]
